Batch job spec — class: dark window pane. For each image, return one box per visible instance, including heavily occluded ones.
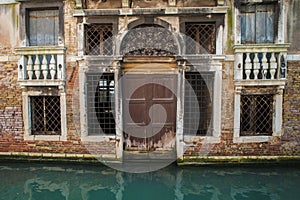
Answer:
[87,73,116,135]
[184,72,214,136]
[240,94,273,136]
[85,24,113,55]
[185,23,216,54]
[30,96,61,135]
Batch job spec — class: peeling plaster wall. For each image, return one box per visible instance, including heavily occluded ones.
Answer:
[0,3,18,54]
[288,0,300,52]
[85,0,217,9]
[86,0,122,9]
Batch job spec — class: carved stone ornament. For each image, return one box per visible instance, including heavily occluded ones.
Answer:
[120,26,179,56]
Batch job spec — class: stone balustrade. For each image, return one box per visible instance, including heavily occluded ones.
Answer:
[234,44,289,81]
[15,46,66,84]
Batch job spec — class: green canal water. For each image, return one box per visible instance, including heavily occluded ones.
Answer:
[0,162,299,200]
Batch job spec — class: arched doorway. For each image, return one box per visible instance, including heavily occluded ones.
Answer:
[119,24,180,153]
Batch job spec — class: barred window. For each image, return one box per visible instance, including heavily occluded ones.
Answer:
[30,96,61,135]
[185,23,216,54]
[240,94,273,136]
[184,72,214,136]
[85,24,113,55]
[87,73,115,135]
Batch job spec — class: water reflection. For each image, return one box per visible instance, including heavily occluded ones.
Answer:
[0,163,299,200]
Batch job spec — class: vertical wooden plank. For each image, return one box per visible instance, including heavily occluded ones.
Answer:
[266,4,274,43]
[54,9,59,45]
[30,10,58,46]
[240,11,246,43]
[36,10,45,45]
[44,10,54,45]
[29,10,37,46]
[241,5,255,43]
[256,5,267,43]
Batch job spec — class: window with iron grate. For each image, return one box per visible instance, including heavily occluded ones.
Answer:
[87,73,116,135]
[184,72,214,136]
[30,96,61,135]
[185,23,216,54]
[240,94,273,136]
[84,24,113,55]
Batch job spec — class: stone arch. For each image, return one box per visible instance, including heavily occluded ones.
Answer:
[116,17,181,56]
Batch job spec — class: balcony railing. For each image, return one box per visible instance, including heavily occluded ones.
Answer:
[15,46,66,85]
[234,44,289,81]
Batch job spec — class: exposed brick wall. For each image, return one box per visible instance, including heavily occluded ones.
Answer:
[183,61,300,158]
[0,0,299,160]
[281,61,300,155]
[0,0,116,156]
[0,61,23,136]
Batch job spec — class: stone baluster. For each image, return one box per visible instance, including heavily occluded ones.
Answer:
[49,54,56,80]
[27,55,34,80]
[41,54,48,80]
[261,52,268,79]
[33,55,41,80]
[253,53,260,79]
[279,53,287,79]
[270,52,277,79]
[244,52,252,80]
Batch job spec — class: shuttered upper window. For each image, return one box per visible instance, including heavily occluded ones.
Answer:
[240,3,278,44]
[28,9,59,46]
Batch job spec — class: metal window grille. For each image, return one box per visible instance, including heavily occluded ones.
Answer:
[30,96,61,135]
[184,72,214,136]
[185,23,216,54]
[87,73,116,135]
[240,94,273,136]
[85,24,113,55]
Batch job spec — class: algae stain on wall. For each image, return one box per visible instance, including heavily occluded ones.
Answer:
[226,0,234,54]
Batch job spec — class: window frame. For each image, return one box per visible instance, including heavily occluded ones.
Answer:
[182,65,222,144]
[239,2,278,44]
[87,72,116,136]
[240,94,274,136]
[184,71,215,136]
[234,0,286,45]
[180,15,224,55]
[19,0,64,47]
[81,70,118,142]
[84,23,114,56]
[22,87,67,141]
[77,16,118,57]
[184,22,217,54]
[233,85,284,143]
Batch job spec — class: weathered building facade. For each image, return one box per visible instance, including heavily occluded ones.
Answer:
[0,0,299,165]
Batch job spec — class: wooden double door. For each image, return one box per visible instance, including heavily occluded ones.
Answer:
[122,74,177,151]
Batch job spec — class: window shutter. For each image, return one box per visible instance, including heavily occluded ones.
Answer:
[29,10,59,46]
[241,5,256,44]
